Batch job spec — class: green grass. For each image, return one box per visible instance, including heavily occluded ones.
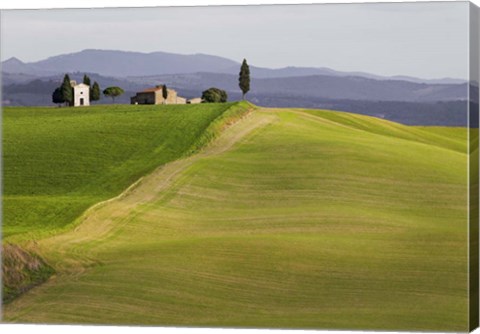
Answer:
[2,107,469,331]
[3,102,249,240]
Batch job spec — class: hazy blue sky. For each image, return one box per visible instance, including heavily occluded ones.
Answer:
[0,2,470,79]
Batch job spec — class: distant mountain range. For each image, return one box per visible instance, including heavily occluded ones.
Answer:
[2,49,466,84]
[1,49,475,126]
[127,72,468,102]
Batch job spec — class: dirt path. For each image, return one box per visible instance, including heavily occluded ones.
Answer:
[32,109,277,274]
[5,109,276,314]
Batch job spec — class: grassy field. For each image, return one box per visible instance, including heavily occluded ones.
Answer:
[3,102,247,240]
[2,105,469,331]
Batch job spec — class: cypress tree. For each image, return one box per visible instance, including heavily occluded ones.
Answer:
[91,81,101,102]
[162,85,168,104]
[238,59,250,100]
[83,74,92,101]
[83,74,91,86]
[61,74,73,106]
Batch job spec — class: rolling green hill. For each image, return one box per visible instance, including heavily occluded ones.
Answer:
[2,105,469,331]
[3,102,249,240]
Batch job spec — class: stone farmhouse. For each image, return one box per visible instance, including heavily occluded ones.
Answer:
[131,86,185,105]
[70,80,90,107]
[131,86,202,105]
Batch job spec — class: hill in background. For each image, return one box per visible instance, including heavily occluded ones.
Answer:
[1,49,473,126]
[1,49,465,83]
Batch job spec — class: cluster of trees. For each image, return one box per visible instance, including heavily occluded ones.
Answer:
[52,74,101,107]
[202,58,250,104]
[52,74,125,106]
[201,87,228,103]
[52,59,250,106]
[82,75,102,102]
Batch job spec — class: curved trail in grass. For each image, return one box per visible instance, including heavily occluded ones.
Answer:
[4,110,277,311]
[2,102,254,303]
[3,103,242,241]
[43,110,275,273]
[3,108,469,331]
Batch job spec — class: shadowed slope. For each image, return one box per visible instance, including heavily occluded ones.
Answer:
[3,103,248,240]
